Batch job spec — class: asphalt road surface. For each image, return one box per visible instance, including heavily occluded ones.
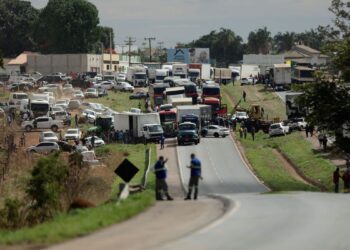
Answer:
[177,137,268,195]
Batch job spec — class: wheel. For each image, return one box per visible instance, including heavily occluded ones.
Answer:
[214,133,219,138]
[222,135,226,138]
[51,125,58,132]
[25,125,32,132]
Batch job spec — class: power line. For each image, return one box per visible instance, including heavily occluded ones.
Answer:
[124,37,136,66]
[144,37,156,62]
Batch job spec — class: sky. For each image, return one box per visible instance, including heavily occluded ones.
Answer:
[29,0,334,49]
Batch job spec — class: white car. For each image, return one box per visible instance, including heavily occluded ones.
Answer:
[98,81,115,90]
[55,100,69,109]
[269,122,290,137]
[73,90,85,98]
[39,131,59,142]
[27,141,60,154]
[82,109,97,123]
[84,88,99,98]
[231,111,249,122]
[63,84,74,93]
[240,77,254,85]
[84,136,105,147]
[201,125,230,138]
[114,82,134,92]
[117,73,126,82]
[64,128,81,141]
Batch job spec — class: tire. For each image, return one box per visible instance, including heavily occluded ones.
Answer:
[30,149,36,153]
[222,135,226,138]
[25,125,32,132]
[51,125,58,132]
[214,133,219,138]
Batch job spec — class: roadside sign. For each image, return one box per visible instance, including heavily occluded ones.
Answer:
[114,158,139,183]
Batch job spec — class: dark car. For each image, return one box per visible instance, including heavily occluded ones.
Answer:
[97,87,108,97]
[56,140,76,152]
[129,91,148,99]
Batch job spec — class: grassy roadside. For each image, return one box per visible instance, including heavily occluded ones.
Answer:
[0,143,157,245]
[223,83,334,192]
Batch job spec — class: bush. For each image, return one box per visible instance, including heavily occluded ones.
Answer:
[0,198,24,229]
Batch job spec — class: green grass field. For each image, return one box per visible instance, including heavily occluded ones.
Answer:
[223,82,334,192]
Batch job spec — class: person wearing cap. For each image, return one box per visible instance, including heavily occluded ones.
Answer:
[152,156,173,201]
[185,153,202,200]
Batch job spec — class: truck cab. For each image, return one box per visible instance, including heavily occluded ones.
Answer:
[177,122,200,146]
[142,124,164,143]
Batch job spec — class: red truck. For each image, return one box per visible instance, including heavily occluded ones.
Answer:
[159,108,177,137]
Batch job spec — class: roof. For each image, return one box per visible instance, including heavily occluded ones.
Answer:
[7,52,38,65]
[294,66,315,71]
[273,64,291,68]
[295,44,320,54]
[283,50,310,59]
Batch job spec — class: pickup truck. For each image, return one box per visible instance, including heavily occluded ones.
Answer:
[21,116,64,132]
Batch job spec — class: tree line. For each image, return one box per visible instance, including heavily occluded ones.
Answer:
[0,0,114,58]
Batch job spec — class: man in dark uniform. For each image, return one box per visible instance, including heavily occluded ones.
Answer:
[153,156,173,201]
[185,153,202,200]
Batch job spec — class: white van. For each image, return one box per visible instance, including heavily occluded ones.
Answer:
[9,92,29,108]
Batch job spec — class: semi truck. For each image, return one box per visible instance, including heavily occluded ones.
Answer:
[159,108,177,137]
[273,64,291,90]
[149,83,170,106]
[213,68,232,84]
[126,66,147,87]
[155,69,169,83]
[188,63,211,82]
[113,112,163,143]
[172,63,188,79]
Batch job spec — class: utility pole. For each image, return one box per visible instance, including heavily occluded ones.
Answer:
[144,37,156,62]
[109,32,113,71]
[124,37,136,66]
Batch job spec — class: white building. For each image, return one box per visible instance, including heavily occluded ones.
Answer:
[243,54,284,74]
[27,53,103,75]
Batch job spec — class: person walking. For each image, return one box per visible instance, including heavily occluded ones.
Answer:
[322,135,328,151]
[242,91,247,102]
[239,127,243,138]
[251,126,256,141]
[91,134,95,149]
[152,156,173,201]
[333,167,341,193]
[342,168,350,193]
[305,124,309,137]
[75,114,78,127]
[160,134,165,149]
[185,153,202,200]
[243,127,248,139]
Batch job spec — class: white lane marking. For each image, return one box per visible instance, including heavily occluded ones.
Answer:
[229,132,271,191]
[197,198,241,235]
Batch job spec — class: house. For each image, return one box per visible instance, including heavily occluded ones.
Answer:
[283,44,329,66]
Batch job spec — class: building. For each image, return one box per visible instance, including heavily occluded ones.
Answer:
[5,51,39,75]
[27,54,102,75]
[243,54,284,74]
[118,54,142,73]
[102,48,119,72]
[283,44,329,66]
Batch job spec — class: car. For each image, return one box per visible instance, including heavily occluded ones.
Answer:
[0,107,4,115]
[84,136,105,147]
[274,85,285,91]
[27,141,60,154]
[177,122,200,145]
[231,111,249,122]
[269,122,290,137]
[114,82,134,92]
[129,91,148,99]
[63,84,74,93]
[55,100,69,110]
[84,88,99,98]
[97,87,108,97]
[73,90,85,99]
[50,106,64,115]
[98,81,115,90]
[240,77,254,86]
[82,109,97,123]
[0,102,10,112]
[57,140,77,152]
[39,131,59,142]
[117,73,126,82]
[63,128,81,141]
[201,125,230,138]
[287,117,307,131]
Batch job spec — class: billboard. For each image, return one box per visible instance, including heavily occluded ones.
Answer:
[167,48,210,64]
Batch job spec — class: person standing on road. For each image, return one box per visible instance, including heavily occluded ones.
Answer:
[152,156,173,201]
[160,134,165,149]
[322,135,328,151]
[185,153,202,200]
[333,167,341,193]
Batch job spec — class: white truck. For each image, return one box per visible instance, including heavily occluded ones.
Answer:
[126,66,148,87]
[172,64,188,79]
[240,64,260,79]
[176,105,201,123]
[20,93,51,117]
[188,63,211,82]
[113,112,163,142]
[213,68,232,84]
[155,69,169,83]
[21,116,64,132]
[273,64,291,90]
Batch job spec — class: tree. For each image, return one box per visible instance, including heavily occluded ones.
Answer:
[273,32,296,53]
[34,0,100,54]
[298,82,350,134]
[247,27,272,54]
[0,0,39,57]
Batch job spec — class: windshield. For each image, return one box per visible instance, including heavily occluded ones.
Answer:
[156,75,166,81]
[203,87,220,96]
[15,94,28,99]
[67,130,78,134]
[237,112,247,116]
[148,125,163,133]
[135,74,146,80]
[188,72,200,77]
[31,103,49,112]
[179,124,196,130]
[160,113,176,122]
[184,85,197,93]
[44,133,55,137]
[154,87,166,95]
